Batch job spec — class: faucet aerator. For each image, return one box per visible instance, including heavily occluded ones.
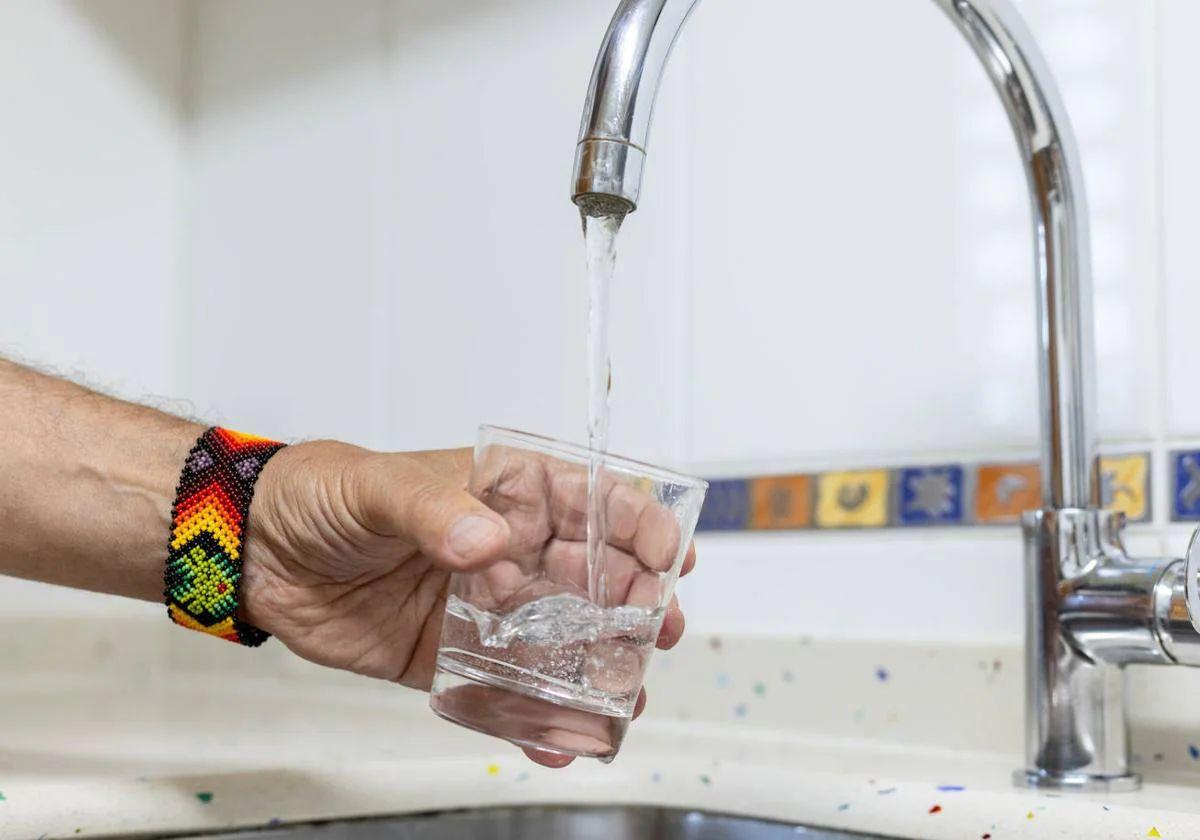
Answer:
[574,193,635,221]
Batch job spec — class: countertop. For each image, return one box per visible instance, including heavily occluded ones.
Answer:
[3,615,1200,839]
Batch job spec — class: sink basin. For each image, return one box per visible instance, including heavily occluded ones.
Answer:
[191,806,896,839]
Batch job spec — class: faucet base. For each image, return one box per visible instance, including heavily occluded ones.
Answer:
[1014,769,1141,793]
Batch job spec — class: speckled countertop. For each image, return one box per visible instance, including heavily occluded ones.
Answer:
[3,614,1200,839]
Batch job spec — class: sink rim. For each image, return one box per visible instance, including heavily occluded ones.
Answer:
[180,803,908,840]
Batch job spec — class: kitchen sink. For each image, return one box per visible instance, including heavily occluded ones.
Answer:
[189,806,897,839]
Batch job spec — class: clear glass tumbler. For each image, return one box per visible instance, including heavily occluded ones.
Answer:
[430,426,707,761]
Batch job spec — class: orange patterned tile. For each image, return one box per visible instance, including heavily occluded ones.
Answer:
[749,475,812,530]
[975,462,1041,523]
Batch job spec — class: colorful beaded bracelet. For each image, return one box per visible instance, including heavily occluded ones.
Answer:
[164,427,285,647]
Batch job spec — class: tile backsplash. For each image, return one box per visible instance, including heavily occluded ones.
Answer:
[698,451,1166,532]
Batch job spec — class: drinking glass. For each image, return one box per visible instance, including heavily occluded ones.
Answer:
[429,425,707,760]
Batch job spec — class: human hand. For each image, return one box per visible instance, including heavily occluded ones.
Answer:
[240,441,695,767]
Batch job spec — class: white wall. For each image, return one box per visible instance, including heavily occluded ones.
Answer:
[182,0,693,461]
[0,0,186,398]
[681,0,1165,641]
[4,0,1199,643]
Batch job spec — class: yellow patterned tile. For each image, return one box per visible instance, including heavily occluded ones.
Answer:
[815,470,890,528]
[1100,453,1149,522]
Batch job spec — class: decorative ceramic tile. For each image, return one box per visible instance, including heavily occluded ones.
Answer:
[974,462,1041,524]
[1171,450,1200,521]
[894,465,967,526]
[749,475,812,530]
[1099,453,1150,523]
[697,479,750,532]
[814,470,889,529]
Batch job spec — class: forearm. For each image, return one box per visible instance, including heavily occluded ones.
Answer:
[0,359,203,601]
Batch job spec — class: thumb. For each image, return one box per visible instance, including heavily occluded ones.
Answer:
[355,454,510,571]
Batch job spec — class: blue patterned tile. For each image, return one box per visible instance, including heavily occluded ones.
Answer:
[895,465,966,526]
[697,479,750,532]
[1172,450,1200,521]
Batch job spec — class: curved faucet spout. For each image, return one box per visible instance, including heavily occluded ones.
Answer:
[570,0,1130,791]
[572,0,1097,512]
[571,0,700,217]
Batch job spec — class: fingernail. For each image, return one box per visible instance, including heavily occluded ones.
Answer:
[449,515,503,562]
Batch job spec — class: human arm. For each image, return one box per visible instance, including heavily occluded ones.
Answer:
[0,359,694,765]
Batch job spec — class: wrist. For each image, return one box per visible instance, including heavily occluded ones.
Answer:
[234,441,351,636]
[238,538,286,637]
[237,452,292,635]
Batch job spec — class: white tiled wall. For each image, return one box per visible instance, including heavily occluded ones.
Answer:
[0,0,185,401]
[1163,0,1200,438]
[184,0,393,445]
[4,0,1199,641]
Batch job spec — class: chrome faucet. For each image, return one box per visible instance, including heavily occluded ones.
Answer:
[571,0,1200,792]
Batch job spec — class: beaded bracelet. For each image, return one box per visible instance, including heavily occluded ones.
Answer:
[164,427,285,647]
